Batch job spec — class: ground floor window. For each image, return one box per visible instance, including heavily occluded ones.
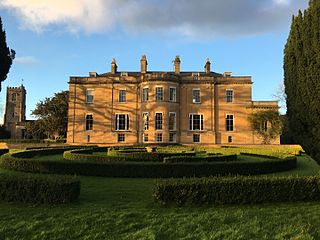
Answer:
[226,114,234,131]
[116,114,129,130]
[189,114,204,131]
[156,133,163,142]
[118,133,125,142]
[87,135,90,143]
[143,133,148,142]
[228,136,233,143]
[85,114,93,131]
[193,134,200,143]
[169,133,176,142]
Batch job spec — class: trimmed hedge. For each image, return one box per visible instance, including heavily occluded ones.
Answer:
[163,154,237,163]
[0,149,297,178]
[0,149,9,156]
[153,176,320,205]
[0,171,80,204]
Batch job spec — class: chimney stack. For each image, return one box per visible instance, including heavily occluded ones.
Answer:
[173,55,181,74]
[140,55,147,74]
[111,58,117,74]
[204,58,211,75]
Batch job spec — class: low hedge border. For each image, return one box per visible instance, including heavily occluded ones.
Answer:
[0,149,9,156]
[240,152,283,159]
[0,171,80,204]
[163,154,237,163]
[153,176,320,205]
[0,148,297,178]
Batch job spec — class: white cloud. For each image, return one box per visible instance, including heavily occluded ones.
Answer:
[15,56,38,65]
[0,0,308,38]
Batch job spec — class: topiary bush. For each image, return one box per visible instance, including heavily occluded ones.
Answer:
[153,176,320,205]
[0,171,80,204]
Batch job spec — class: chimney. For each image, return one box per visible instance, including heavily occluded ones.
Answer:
[204,58,211,75]
[140,55,147,74]
[173,55,181,74]
[111,58,117,74]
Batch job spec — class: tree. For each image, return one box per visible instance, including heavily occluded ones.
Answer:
[248,110,283,144]
[0,17,15,92]
[284,0,320,163]
[27,91,69,139]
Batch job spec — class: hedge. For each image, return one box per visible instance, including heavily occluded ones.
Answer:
[153,176,320,205]
[0,171,80,204]
[163,154,237,163]
[0,150,297,178]
[0,149,9,156]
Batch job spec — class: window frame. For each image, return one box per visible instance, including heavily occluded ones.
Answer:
[142,87,149,102]
[155,112,163,130]
[143,133,149,142]
[85,114,93,131]
[226,114,234,132]
[169,112,176,131]
[118,133,125,142]
[226,89,234,103]
[193,134,201,143]
[115,113,130,131]
[118,89,126,102]
[228,136,233,143]
[142,112,149,130]
[156,133,163,142]
[155,87,164,101]
[192,88,201,103]
[189,113,204,131]
[169,87,177,102]
[86,89,94,104]
[169,133,176,143]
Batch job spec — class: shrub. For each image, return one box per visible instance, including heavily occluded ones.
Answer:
[0,171,80,204]
[163,154,237,163]
[0,149,9,156]
[153,176,320,205]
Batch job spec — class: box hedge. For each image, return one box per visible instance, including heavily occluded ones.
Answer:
[163,154,237,163]
[153,176,320,205]
[0,171,80,204]
[0,149,297,178]
[0,149,9,156]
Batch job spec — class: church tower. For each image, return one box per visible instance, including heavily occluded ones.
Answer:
[4,85,26,138]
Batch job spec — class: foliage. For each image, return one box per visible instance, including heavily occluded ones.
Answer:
[284,0,320,163]
[27,91,69,138]
[153,176,320,205]
[0,148,9,156]
[0,17,15,92]
[0,125,10,139]
[248,110,283,144]
[0,171,80,204]
[163,154,237,163]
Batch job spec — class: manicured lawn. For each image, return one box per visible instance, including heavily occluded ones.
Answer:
[0,150,320,239]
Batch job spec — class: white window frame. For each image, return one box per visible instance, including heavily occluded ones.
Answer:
[169,112,176,131]
[119,89,126,102]
[155,112,163,130]
[142,87,149,102]
[226,114,234,132]
[226,89,234,103]
[86,89,94,104]
[155,87,164,101]
[189,113,204,131]
[85,113,93,131]
[169,87,177,102]
[142,112,149,130]
[193,134,201,143]
[118,133,125,142]
[156,133,163,142]
[143,133,149,142]
[115,113,129,131]
[192,88,201,103]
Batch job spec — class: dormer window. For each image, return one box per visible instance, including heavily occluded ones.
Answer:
[192,72,200,77]
[120,72,128,77]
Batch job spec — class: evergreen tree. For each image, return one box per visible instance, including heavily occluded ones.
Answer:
[0,17,15,92]
[284,0,320,163]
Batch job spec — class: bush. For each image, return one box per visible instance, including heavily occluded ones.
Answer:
[1,149,297,178]
[0,149,9,156]
[0,171,80,204]
[163,154,237,163]
[153,176,320,205]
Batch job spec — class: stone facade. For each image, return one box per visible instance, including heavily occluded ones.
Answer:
[3,85,27,139]
[67,56,279,145]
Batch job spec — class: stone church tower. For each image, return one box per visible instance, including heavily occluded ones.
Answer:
[4,85,26,139]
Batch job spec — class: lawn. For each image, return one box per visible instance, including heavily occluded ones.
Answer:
[0,152,320,239]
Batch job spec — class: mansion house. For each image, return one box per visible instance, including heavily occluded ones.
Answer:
[67,55,279,144]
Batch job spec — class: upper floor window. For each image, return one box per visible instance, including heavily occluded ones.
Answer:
[226,89,234,103]
[155,113,163,130]
[142,112,149,130]
[11,93,17,102]
[169,112,176,131]
[86,90,94,103]
[192,89,201,103]
[142,88,149,101]
[169,87,176,102]
[115,114,129,130]
[156,87,163,101]
[226,114,234,131]
[119,89,126,102]
[189,114,204,131]
[85,114,93,131]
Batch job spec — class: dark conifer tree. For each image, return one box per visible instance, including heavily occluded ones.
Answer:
[284,0,320,163]
[0,17,15,92]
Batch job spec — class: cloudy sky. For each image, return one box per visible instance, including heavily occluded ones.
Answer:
[0,0,308,121]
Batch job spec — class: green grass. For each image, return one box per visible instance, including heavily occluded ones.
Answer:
[1,148,320,239]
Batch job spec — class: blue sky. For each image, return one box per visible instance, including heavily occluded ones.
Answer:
[0,0,308,122]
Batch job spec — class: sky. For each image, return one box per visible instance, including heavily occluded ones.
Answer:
[0,0,309,123]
